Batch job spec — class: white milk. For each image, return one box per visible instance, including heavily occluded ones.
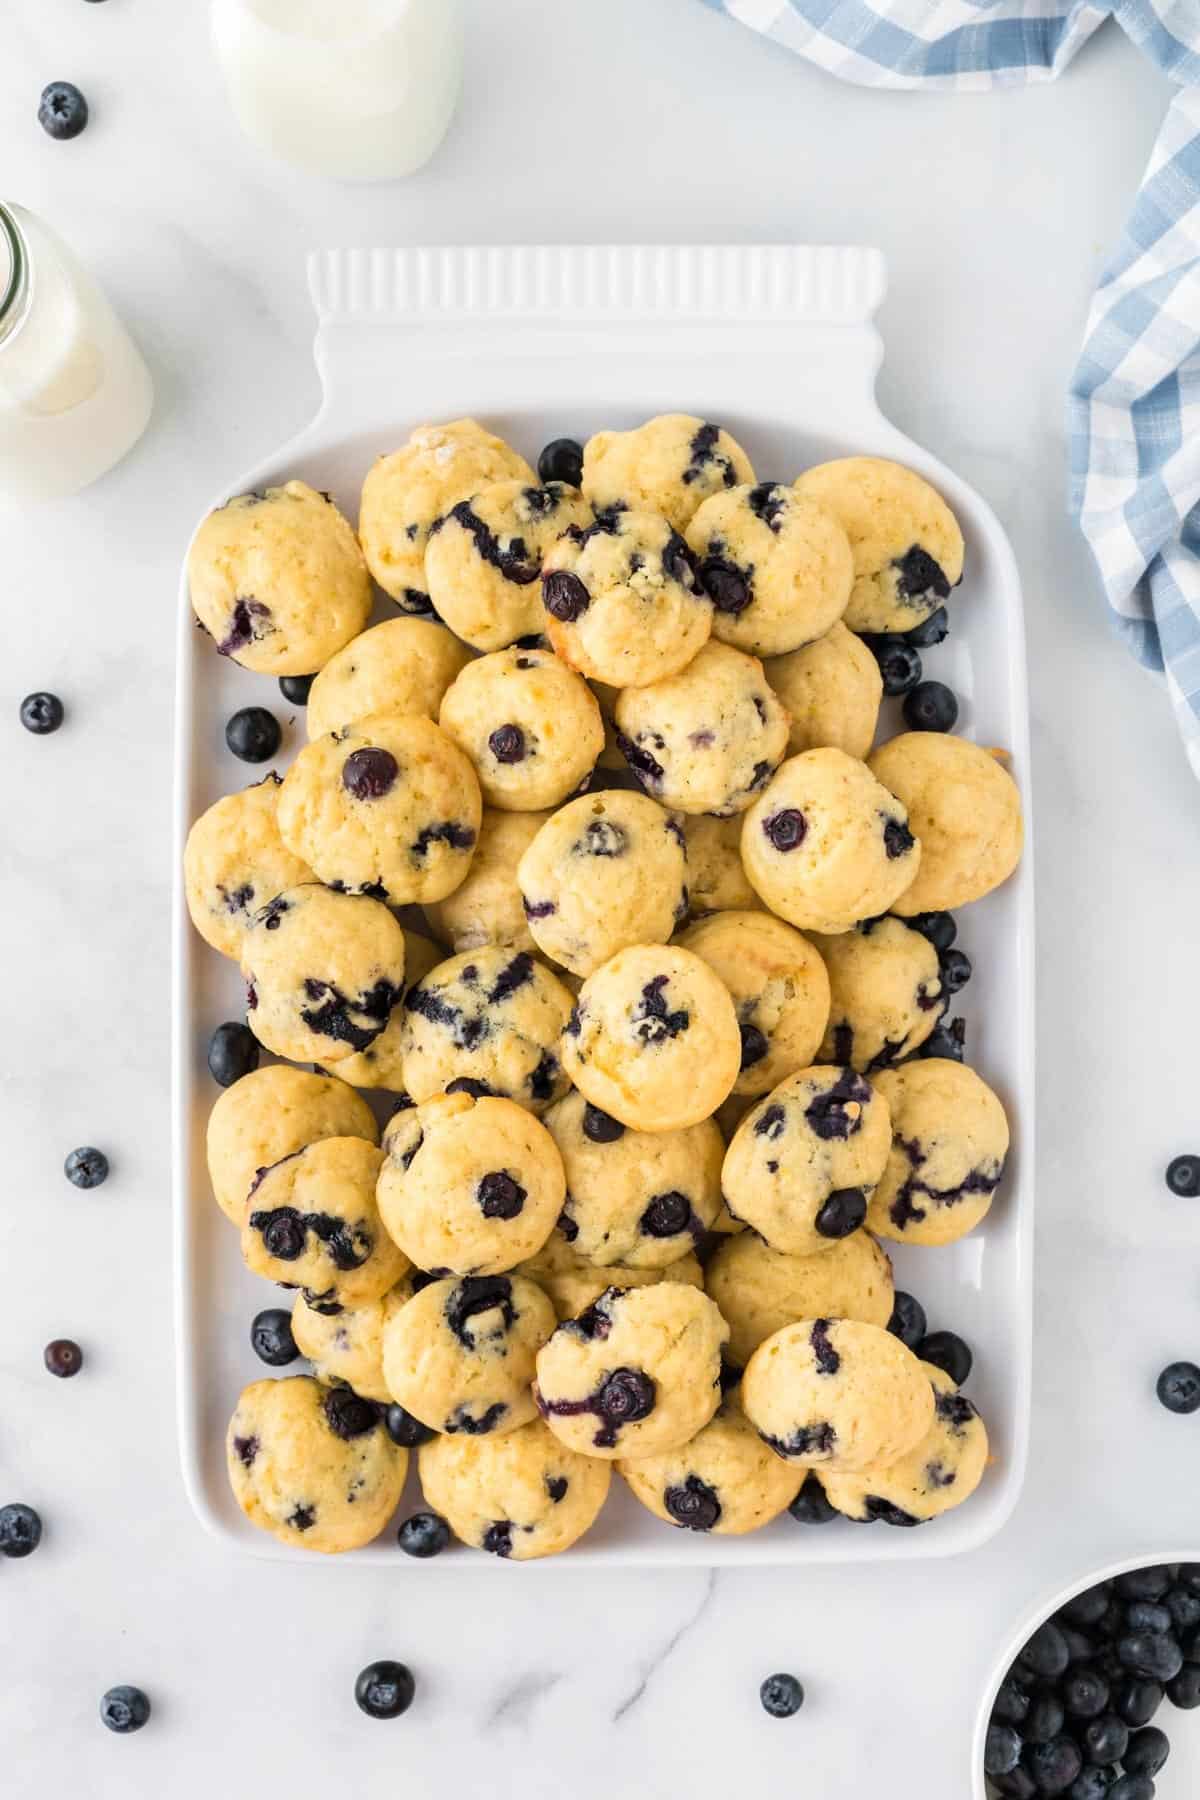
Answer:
[0,203,153,505]
[210,0,464,181]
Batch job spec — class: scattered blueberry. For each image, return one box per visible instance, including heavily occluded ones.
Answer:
[383,1405,434,1449]
[0,1503,42,1558]
[278,673,315,706]
[1117,1570,1172,1602]
[1165,1154,1200,1198]
[1026,1736,1082,1791]
[44,1339,82,1378]
[992,1676,1032,1728]
[907,910,957,952]
[1026,1691,1067,1744]
[65,1146,108,1189]
[1066,1771,1116,1800]
[19,692,65,735]
[354,1660,415,1720]
[991,1770,1037,1799]
[1019,1622,1071,1682]
[788,1474,837,1525]
[902,679,958,733]
[759,1673,804,1719]
[225,706,281,763]
[99,1686,151,1735]
[1122,1725,1169,1777]
[397,1512,451,1559]
[1107,1777,1156,1800]
[250,1308,298,1367]
[1062,1669,1109,1719]
[39,81,89,140]
[984,1723,1022,1776]
[939,947,972,993]
[1114,1678,1163,1727]
[207,1020,260,1087]
[1166,1663,1200,1708]
[918,1016,966,1061]
[916,1330,972,1386]
[1061,1585,1114,1629]
[904,606,949,648]
[1117,1632,1183,1683]
[1125,1603,1172,1637]
[868,636,923,697]
[1156,1361,1200,1414]
[886,1291,927,1350]
[537,438,584,488]
[1164,1585,1200,1633]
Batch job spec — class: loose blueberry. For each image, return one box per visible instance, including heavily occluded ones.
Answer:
[1083,1714,1130,1765]
[902,679,958,733]
[1107,1778,1156,1800]
[354,1660,415,1720]
[992,1675,1032,1728]
[1164,1585,1200,1633]
[1117,1570,1173,1601]
[886,1291,927,1350]
[207,1021,260,1087]
[39,81,89,140]
[383,1405,435,1449]
[278,673,315,706]
[1060,1584,1114,1629]
[904,606,949,648]
[1118,1633,1183,1683]
[0,1503,42,1558]
[397,1511,451,1559]
[1166,1662,1200,1707]
[1026,1691,1066,1743]
[1115,1679,1163,1727]
[814,1188,867,1239]
[488,724,526,764]
[1019,1622,1071,1681]
[1026,1736,1082,1791]
[1156,1361,1200,1414]
[918,1017,966,1062]
[1061,1625,1096,1664]
[250,1308,299,1367]
[759,1673,804,1719]
[19,692,64,735]
[537,438,584,488]
[1123,1725,1169,1777]
[939,947,972,992]
[44,1339,82,1379]
[991,1770,1038,1799]
[1065,1772,1115,1800]
[869,636,923,697]
[1125,1603,1172,1636]
[225,706,281,763]
[907,910,957,952]
[99,1686,151,1734]
[916,1330,972,1386]
[1062,1669,1109,1719]
[984,1723,1022,1776]
[342,746,398,800]
[1165,1154,1200,1197]
[788,1473,837,1525]
[64,1146,108,1189]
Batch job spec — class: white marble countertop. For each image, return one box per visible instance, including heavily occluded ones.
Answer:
[5,2,1200,1795]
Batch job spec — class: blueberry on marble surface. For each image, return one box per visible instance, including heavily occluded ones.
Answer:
[397,1512,450,1559]
[902,679,958,733]
[537,438,584,488]
[39,81,89,139]
[19,692,64,734]
[0,1503,42,1558]
[99,1686,150,1734]
[250,1309,298,1367]
[208,1020,260,1087]
[1156,1361,1200,1414]
[354,1660,415,1720]
[44,1338,82,1378]
[1165,1154,1200,1197]
[64,1146,108,1189]
[759,1673,805,1718]
[226,706,281,763]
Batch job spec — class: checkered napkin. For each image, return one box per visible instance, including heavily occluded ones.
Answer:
[701,0,1200,774]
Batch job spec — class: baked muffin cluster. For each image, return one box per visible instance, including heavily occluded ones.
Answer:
[185,413,1022,1558]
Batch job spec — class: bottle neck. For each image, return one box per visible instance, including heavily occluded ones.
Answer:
[0,204,30,350]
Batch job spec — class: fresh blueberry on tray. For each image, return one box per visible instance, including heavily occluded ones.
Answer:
[886,1290,927,1350]
[904,605,949,647]
[1165,1154,1200,1198]
[383,1404,434,1449]
[902,679,958,732]
[225,706,281,763]
[64,1146,108,1189]
[759,1672,804,1718]
[867,635,923,697]
[0,1503,42,1558]
[99,1686,151,1734]
[278,673,315,706]
[19,692,64,735]
[208,1020,260,1087]
[537,438,584,488]
[354,1660,415,1720]
[918,1016,966,1062]
[44,1339,82,1378]
[787,1474,837,1525]
[1156,1361,1200,1415]
[916,1329,972,1387]
[250,1309,299,1367]
[939,947,972,993]
[397,1512,451,1559]
[907,910,956,952]
[39,81,89,140]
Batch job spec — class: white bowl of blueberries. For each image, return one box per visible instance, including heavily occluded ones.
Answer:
[976,1554,1200,1798]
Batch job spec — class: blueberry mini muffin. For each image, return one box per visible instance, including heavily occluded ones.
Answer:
[291,1277,419,1404]
[184,774,314,962]
[563,944,741,1132]
[740,748,921,934]
[685,482,854,658]
[241,884,408,1066]
[581,414,755,532]
[516,790,688,978]
[358,420,535,614]
[819,1362,988,1524]
[330,930,442,1090]
[188,481,372,676]
[813,915,944,1071]
[541,509,711,689]
[534,1283,728,1460]
[381,1274,556,1437]
[205,1064,378,1226]
[867,1058,1009,1247]
[305,617,471,739]
[418,1417,610,1560]
[868,734,1023,915]
[741,1318,934,1472]
[515,1233,703,1322]
[438,647,603,812]
[424,479,592,650]
[705,1229,894,1370]
[376,1090,565,1276]
[618,1395,803,1535]
[400,946,573,1113]
[676,911,831,1098]
[226,1376,406,1554]
[424,808,550,957]
[681,813,763,917]
[720,1065,892,1256]
[240,1137,404,1311]
[277,713,481,905]
[613,641,790,816]
[793,457,964,636]
[765,620,883,760]
[541,1089,724,1269]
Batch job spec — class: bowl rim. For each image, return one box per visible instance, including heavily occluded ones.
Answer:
[971,1545,1200,1796]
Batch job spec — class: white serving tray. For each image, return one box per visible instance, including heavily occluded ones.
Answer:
[172,246,1035,1567]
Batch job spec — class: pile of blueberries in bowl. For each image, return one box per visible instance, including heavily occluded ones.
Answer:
[981,1561,1200,1798]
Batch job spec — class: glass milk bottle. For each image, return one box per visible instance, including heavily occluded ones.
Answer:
[0,202,153,505]
[210,0,464,182]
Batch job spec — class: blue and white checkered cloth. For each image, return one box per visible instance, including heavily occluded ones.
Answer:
[702,0,1200,774]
